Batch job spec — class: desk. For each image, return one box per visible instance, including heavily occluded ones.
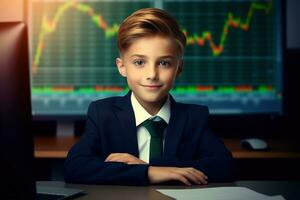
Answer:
[33,136,300,180]
[38,181,300,200]
[34,136,77,158]
[34,136,300,159]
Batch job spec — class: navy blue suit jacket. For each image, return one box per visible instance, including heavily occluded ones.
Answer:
[64,92,234,185]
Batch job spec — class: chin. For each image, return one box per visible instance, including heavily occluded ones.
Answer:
[139,92,168,104]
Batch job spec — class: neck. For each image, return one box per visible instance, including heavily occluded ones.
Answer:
[135,95,167,116]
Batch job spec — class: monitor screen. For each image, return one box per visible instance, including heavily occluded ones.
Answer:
[28,0,283,116]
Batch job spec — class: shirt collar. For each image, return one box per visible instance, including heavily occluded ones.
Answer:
[131,92,171,127]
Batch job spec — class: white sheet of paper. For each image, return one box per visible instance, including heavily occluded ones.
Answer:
[157,187,286,200]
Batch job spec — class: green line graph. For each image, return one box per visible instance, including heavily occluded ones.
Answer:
[29,0,283,115]
[164,0,277,86]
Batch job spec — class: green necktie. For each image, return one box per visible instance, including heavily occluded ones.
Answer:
[142,117,167,160]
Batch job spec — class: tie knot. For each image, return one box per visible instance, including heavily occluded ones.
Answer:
[142,117,167,138]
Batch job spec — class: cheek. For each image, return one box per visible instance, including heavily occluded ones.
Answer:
[162,69,178,83]
[126,68,140,82]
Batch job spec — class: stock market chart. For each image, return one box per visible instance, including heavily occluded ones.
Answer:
[29,0,282,115]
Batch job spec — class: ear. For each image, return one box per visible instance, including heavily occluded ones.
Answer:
[176,59,183,78]
[116,58,127,77]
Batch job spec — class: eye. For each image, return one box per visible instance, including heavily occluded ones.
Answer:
[159,60,171,68]
[133,59,145,67]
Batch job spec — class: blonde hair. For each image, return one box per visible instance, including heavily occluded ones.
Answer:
[117,8,186,57]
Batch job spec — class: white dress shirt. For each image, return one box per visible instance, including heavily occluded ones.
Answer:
[131,93,171,163]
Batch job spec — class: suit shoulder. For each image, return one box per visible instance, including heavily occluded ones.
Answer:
[92,96,123,105]
[173,102,210,130]
[88,96,123,111]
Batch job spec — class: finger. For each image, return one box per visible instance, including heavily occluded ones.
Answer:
[108,153,135,161]
[188,169,207,185]
[190,169,208,184]
[124,153,139,160]
[127,161,140,165]
[179,169,202,185]
[176,168,206,185]
[131,159,147,164]
[105,153,124,162]
[108,157,129,163]
[111,154,138,163]
[120,154,141,163]
[105,153,117,161]
[169,170,192,186]
[190,168,208,180]
[113,158,127,163]
[105,153,140,164]
[105,153,115,161]
[174,173,192,186]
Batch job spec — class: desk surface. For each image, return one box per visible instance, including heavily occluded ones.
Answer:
[38,181,300,200]
[34,135,300,159]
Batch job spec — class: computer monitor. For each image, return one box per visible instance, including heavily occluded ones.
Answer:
[26,0,288,139]
[27,0,284,117]
[0,22,35,200]
[0,21,85,200]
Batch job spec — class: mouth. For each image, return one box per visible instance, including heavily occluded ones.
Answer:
[140,84,163,89]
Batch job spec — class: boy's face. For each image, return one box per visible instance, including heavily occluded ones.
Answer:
[116,35,182,109]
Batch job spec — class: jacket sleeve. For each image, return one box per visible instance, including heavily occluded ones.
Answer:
[64,102,149,186]
[150,126,234,182]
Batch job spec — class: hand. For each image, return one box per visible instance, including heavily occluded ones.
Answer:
[105,153,147,165]
[148,166,208,186]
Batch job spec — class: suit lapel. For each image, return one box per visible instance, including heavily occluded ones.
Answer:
[113,91,139,157]
[112,92,186,158]
[163,96,187,158]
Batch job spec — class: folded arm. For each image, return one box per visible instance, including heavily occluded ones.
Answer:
[150,128,234,182]
[64,102,149,186]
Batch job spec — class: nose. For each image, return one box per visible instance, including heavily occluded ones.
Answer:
[146,64,158,80]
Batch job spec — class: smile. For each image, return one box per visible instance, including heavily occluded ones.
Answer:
[141,84,163,89]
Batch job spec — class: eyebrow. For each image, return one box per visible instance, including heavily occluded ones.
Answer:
[129,54,175,59]
[130,54,147,59]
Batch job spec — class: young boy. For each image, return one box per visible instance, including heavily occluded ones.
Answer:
[64,8,233,186]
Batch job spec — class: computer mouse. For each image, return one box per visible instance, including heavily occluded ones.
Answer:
[240,138,269,151]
